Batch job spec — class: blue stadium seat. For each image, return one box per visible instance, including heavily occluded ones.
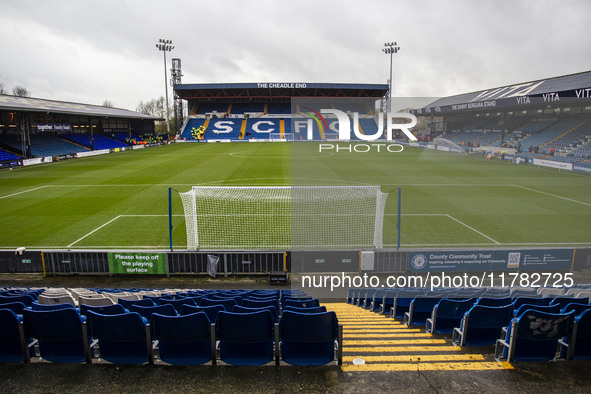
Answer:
[452,304,513,346]
[30,301,77,312]
[283,306,327,314]
[129,304,177,321]
[390,291,426,319]
[346,289,355,304]
[203,118,242,140]
[242,298,279,311]
[200,297,236,311]
[181,304,226,323]
[279,311,342,366]
[513,303,561,317]
[561,309,591,360]
[180,117,206,140]
[87,311,151,364]
[215,310,275,365]
[369,289,389,312]
[0,302,27,316]
[283,298,320,309]
[0,309,28,362]
[404,297,442,327]
[118,298,156,309]
[379,291,397,315]
[512,297,550,309]
[211,295,243,306]
[495,310,574,362]
[244,118,281,140]
[561,303,591,316]
[0,148,21,161]
[426,299,475,334]
[550,296,589,309]
[157,297,196,314]
[79,303,126,316]
[23,309,90,363]
[0,294,35,307]
[476,297,512,307]
[151,312,213,365]
[358,289,377,309]
[232,305,278,322]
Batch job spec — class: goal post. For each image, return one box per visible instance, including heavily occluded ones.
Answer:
[179,186,388,250]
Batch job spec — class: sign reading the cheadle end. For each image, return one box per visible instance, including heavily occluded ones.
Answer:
[257,83,307,88]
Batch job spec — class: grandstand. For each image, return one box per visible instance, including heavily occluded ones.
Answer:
[174,83,388,142]
[416,71,591,167]
[0,94,159,165]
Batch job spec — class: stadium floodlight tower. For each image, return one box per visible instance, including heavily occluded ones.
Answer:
[156,38,175,136]
[382,42,400,112]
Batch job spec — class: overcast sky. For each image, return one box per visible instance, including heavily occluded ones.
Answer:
[0,0,589,111]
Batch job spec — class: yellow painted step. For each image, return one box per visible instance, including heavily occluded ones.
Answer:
[342,361,513,372]
[343,346,460,353]
[343,354,486,363]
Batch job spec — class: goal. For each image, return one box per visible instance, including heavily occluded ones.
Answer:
[179,186,388,250]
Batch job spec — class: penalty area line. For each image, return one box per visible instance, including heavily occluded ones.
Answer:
[67,216,122,247]
[445,214,500,244]
[66,214,185,247]
[0,185,49,200]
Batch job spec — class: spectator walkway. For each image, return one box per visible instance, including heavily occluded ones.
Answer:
[324,303,514,372]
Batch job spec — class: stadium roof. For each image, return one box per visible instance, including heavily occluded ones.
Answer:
[0,94,159,120]
[174,82,389,100]
[416,70,591,115]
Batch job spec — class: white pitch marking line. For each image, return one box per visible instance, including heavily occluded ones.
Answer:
[385,213,447,216]
[513,185,591,207]
[67,216,122,247]
[0,185,48,199]
[445,214,500,244]
[66,214,185,248]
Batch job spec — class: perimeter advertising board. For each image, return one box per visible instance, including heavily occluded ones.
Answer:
[409,249,574,272]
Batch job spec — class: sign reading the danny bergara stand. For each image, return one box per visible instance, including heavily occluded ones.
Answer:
[409,249,574,272]
[108,252,167,274]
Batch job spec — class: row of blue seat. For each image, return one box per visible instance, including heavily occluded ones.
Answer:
[493,308,591,362]
[1,288,341,366]
[0,300,326,324]
[346,286,591,315]
[0,307,342,366]
[347,287,591,362]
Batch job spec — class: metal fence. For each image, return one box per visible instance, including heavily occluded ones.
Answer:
[167,251,285,275]
[1,247,589,276]
[6,250,286,276]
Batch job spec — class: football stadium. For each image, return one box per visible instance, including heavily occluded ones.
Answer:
[1,69,591,391]
[2,4,591,391]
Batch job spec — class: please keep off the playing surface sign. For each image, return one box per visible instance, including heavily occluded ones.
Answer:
[108,252,167,274]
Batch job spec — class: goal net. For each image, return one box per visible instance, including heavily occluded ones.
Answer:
[179,186,388,250]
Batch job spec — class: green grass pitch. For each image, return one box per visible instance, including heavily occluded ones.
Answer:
[1,142,590,250]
